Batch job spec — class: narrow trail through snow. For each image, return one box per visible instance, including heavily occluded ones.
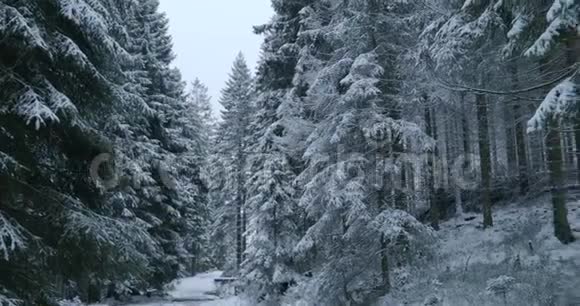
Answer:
[120,271,244,306]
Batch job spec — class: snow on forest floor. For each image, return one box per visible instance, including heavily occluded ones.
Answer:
[438,194,580,270]
[99,271,246,306]
[376,193,580,305]
[166,271,223,301]
[95,194,580,306]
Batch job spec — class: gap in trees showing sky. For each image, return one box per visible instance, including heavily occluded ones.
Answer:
[159,1,273,118]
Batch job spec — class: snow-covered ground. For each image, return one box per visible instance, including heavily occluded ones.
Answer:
[131,195,580,306]
[166,271,223,301]
[111,271,246,306]
[86,193,580,306]
[123,296,245,306]
[438,194,580,270]
[377,193,580,305]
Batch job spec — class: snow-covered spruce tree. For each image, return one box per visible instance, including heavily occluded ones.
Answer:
[420,0,523,228]
[119,0,211,284]
[207,146,230,269]
[412,1,474,219]
[493,0,569,198]
[241,1,313,302]
[486,275,516,306]
[0,0,166,303]
[287,1,435,304]
[1,0,211,302]
[523,0,578,244]
[164,74,213,276]
[179,78,216,273]
[189,78,217,148]
[212,53,255,273]
[241,121,300,303]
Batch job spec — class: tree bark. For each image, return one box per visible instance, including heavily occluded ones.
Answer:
[458,93,470,212]
[489,101,499,176]
[236,143,245,269]
[455,102,464,215]
[504,100,517,178]
[565,35,580,183]
[461,93,470,159]
[546,116,575,244]
[510,64,529,195]
[380,235,391,293]
[476,93,493,228]
[425,97,439,230]
[575,118,580,183]
[242,204,247,260]
[372,128,391,293]
[236,197,243,269]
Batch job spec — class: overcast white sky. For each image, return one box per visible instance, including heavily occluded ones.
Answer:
[159,1,273,116]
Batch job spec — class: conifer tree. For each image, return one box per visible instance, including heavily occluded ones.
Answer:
[212,53,254,272]
[240,1,313,301]
[0,0,160,302]
[288,1,434,304]
[0,0,211,301]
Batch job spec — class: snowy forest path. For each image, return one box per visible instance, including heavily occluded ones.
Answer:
[119,271,235,306]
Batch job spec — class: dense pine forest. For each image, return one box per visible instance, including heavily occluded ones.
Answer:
[0,0,579,305]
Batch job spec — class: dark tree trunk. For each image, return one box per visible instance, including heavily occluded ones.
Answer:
[510,64,530,195]
[242,204,247,260]
[461,93,470,159]
[458,93,471,212]
[505,100,517,178]
[425,96,439,230]
[476,93,493,228]
[381,235,391,293]
[373,130,391,294]
[575,118,580,183]
[515,106,530,195]
[546,116,575,244]
[236,202,243,269]
[565,35,580,183]
[236,146,245,269]
[489,101,499,176]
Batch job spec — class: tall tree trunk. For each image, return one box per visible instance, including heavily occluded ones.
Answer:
[235,146,245,269]
[489,101,499,176]
[242,204,247,260]
[236,196,243,270]
[458,93,470,212]
[511,63,530,195]
[574,118,580,183]
[445,105,453,189]
[515,105,530,194]
[546,116,575,244]
[462,93,471,159]
[564,129,575,171]
[78,272,90,303]
[375,140,391,293]
[476,93,493,228]
[380,235,391,293]
[566,35,580,183]
[368,117,392,294]
[505,99,517,178]
[455,101,464,215]
[425,97,439,230]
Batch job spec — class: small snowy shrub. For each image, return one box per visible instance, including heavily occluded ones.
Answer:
[422,294,442,306]
[57,297,84,306]
[486,275,516,305]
